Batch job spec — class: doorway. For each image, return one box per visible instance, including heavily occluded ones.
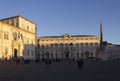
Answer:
[14,49,17,58]
[65,51,69,58]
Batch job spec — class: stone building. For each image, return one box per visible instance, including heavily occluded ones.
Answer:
[38,33,100,60]
[0,15,36,60]
[99,43,120,60]
[38,23,120,61]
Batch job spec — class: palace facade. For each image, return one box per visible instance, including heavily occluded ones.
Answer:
[38,23,120,61]
[38,33,100,60]
[0,16,36,60]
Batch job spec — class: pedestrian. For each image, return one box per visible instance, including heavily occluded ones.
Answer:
[77,58,84,69]
[80,59,84,68]
[16,58,20,64]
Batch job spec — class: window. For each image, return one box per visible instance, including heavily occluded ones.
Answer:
[6,20,9,24]
[55,54,58,58]
[42,51,44,54]
[79,43,81,47]
[85,43,89,47]
[9,19,13,25]
[14,18,19,27]
[4,32,9,40]
[95,38,98,40]
[61,54,63,58]
[90,43,93,47]
[27,39,29,44]
[94,43,99,47]
[5,48,8,55]
[56,50,57,54]
[13,32,17,41]
[27,50,29,56]
[11,19,14,25]
[90,38,93,40]
[31,51,34,56]
[77,53,79,58]
[22,50,24,56]
[85,38,88,40]
[42,54,44,58]
[51,50,53,53]
[16,22,19,27]
[71,53,73,58]
[65,43,68,48]
[47,44,50,48]
[55,43,58,48]
[50,44,53,48]
[81,43,84,47]
[60,43,63,47]
[41,45,44,49]
[51,54,53,58]
[76,43,79,47]
[27,26,29,31]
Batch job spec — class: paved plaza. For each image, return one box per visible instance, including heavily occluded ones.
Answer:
[0,60,120,81]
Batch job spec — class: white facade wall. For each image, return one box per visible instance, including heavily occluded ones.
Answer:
[38,34,100,60]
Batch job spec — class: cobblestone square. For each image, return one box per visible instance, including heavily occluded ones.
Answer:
[0,60,120,81]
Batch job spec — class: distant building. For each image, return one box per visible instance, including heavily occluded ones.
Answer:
[38,23,120,61]
[38,33,100,60]
[0,15,36,60]
[103,44,120,60]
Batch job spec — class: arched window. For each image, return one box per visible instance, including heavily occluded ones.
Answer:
[14,49,17,58]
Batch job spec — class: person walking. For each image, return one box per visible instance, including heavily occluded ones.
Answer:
[77,58,84,69]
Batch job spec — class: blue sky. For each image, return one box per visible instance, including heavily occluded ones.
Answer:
[0,0,120,44]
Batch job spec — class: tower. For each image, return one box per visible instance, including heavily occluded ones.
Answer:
[96,22,104,60]
[100,22,103,48]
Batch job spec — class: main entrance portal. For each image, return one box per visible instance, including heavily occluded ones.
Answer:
[14,49,17,58]
[65,51,69,58]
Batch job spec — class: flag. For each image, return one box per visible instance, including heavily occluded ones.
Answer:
[21,33,23,40]
[18,32,20,39]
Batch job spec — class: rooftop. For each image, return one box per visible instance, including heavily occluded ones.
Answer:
[0,15,36,25]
